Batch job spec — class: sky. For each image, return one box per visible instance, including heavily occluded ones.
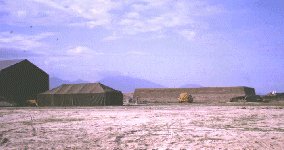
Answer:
[0,0,283,94]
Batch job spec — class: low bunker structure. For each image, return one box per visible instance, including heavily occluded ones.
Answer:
[37,83,123,106]
[133,86,255,103]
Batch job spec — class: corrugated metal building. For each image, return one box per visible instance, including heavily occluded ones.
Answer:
[37,83,123,106]
[0,59,49,106]
[134,86,256,103]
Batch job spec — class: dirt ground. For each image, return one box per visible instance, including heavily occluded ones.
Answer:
[0,104,283,150]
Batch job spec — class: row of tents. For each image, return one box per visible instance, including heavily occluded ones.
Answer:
[0,59,123,106]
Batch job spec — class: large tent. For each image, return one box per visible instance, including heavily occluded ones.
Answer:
[0,59,49,106]
[37,83,123,106]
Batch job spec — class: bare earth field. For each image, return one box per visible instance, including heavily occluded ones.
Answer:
[0,104,283,149]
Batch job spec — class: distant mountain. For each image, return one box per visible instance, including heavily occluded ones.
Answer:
[99,75,164,92]
[49,77,88,89]
[179,84,203,88]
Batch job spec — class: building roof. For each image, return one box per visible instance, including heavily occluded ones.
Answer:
[41,83,119,94]
[0,59,25,71]
[135,86,254,91]
[0,59,48,76]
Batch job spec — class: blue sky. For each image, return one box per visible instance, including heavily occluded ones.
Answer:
[0,0,283,93]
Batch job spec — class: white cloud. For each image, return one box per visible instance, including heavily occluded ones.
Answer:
[66,46,104,57]
[1,0,120,27]
[118,1,190,34]
[1,0,226,40]
[103,32,121,41]
[32,0,120,27]
[178,30,196,41]
[0,32,55,50]
[65,46,147,57]
[115,0,225,38]
[16,10,27,17]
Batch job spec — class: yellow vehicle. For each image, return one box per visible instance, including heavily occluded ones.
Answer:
[178,92,193,103]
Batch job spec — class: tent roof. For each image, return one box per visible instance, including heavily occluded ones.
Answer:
[41,83,119,94]
[0,59,25,71]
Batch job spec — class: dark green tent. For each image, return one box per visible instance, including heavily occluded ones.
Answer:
[37,83,123,106]
[0,59,49,106]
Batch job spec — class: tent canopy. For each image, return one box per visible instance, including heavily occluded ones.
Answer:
[41,83,116,94]
[38,83,123,106]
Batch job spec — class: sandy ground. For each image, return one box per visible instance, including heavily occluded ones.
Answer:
[0,105,283,150]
